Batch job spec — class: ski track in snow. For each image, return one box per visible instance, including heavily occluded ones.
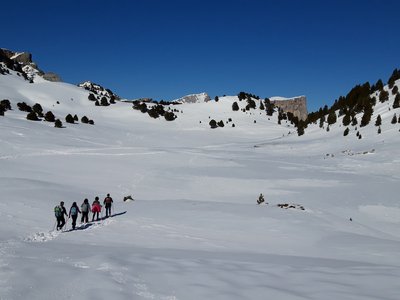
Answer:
[24,218,114,243]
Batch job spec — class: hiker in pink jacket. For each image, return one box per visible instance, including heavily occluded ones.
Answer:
[92,196,102,221]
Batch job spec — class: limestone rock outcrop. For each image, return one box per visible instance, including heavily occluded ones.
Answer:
[270,96,308,120]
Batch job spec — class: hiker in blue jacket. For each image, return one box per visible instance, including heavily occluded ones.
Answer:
[54,201,68,230]
[69,202,81,230]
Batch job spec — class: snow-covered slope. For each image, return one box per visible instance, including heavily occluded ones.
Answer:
[1,66,400,300]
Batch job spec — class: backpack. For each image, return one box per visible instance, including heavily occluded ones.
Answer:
[81,203,89,212]
[54,206,62,217]
[70,206,78,216]
[104,197,113,204]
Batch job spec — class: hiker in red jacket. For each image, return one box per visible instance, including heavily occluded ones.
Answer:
[103,193,113,218]
[92,197,102,221]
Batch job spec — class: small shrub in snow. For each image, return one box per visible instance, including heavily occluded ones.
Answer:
[88,119,94,125]
[0,105,4,116]
[32,103,43,116]
[214,96,219,102]
[343,127,350,136]
[164,111,176,121]
[1,99,11,111]
[88,93,96,101]
[17,102,32,112]
[74,114,79,122]
[65,114,74,124]
[81,116,89,124]
[378,127,381,134]
[101,97,109,106]
[27,111,40,121]
[54,119,63,128]
[209,119,217,129]
[217,120,225,127]
[392,85,398,95]
[95,100,100,106]
[232,102,239,111]
[44,111,55,122]
[232,123,235,127]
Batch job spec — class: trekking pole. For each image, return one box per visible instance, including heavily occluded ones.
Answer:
[63,217,69,231]
[52,220,57,231]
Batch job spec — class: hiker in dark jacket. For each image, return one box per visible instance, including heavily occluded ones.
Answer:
[55,201,68,231]
[80,198,91,224]
[69,202,81,230]
[103,193,113,218]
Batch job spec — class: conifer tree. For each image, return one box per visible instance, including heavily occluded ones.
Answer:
[391,113,397,124]
[343,127,349,136]
[65,114,74,123]
[55,119,63,128]
[342,113,351,126]
[379,90,389,103]
[319,115,325,128]
[360,104,373,127]
[327,111,337,125]
[232,102,239,111]
[375,114,382,126]
[393,93,400,109]
[351,116,358,126]
[44,111,55,122]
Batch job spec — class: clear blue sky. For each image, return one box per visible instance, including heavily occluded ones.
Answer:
[3,0,400,111]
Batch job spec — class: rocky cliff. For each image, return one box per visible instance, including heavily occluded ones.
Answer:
[270,96,308,120]
[173,93,211,104]
[0,48,61,82]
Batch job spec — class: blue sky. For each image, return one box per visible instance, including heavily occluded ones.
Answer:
[3,0,400,111]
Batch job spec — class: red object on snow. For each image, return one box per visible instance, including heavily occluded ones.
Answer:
[92,203,101,213]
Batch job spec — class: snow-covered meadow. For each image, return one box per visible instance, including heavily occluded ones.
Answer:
[0,71,400,299]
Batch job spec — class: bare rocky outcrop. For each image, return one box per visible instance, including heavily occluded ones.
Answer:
[0,48,61,82]
[173,93,211,104]
[43,72,62,82]
[270,96,308,120]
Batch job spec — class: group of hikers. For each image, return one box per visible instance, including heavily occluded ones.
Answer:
[54,194,114,231]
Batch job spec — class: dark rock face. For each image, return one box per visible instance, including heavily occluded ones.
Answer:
[271,96,308,120]
[1,49,32,64]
